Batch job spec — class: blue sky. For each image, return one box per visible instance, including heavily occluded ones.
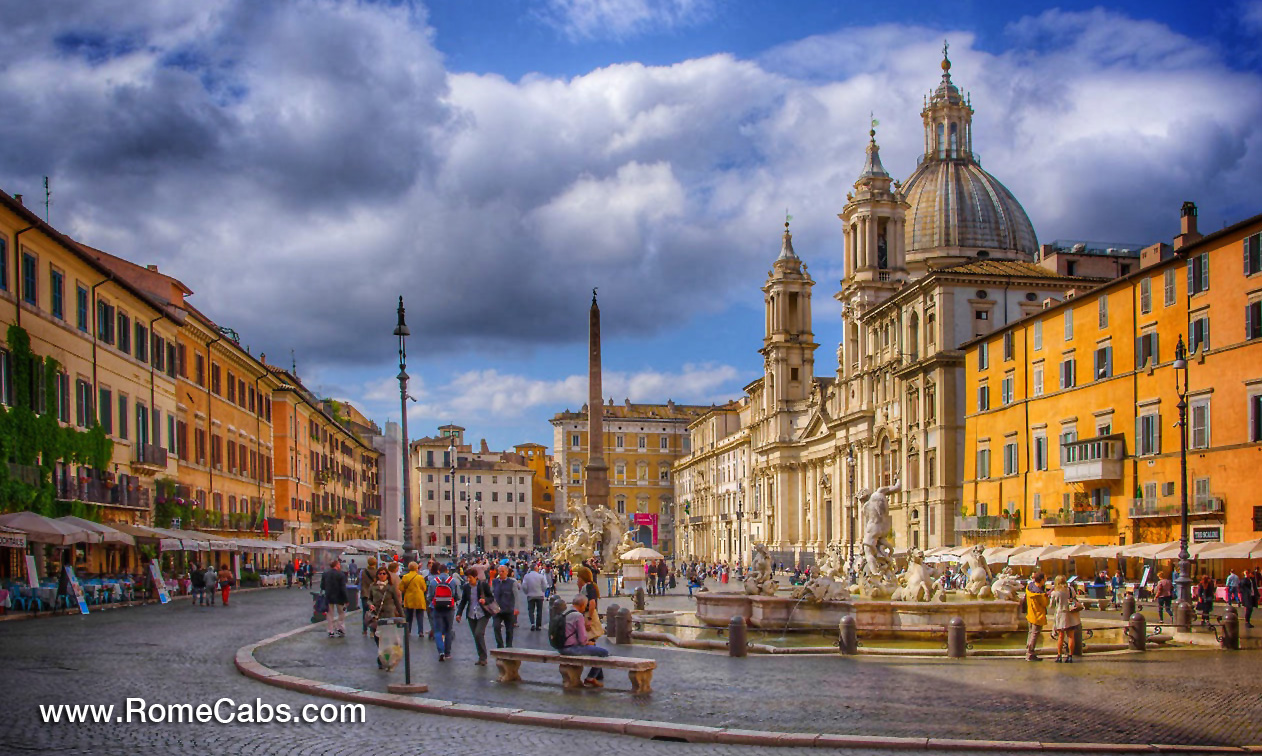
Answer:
[3,0,1261,452]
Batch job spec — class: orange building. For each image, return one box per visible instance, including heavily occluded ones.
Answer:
[513,442,555,545]
[963,204,1262,550]
[269,367,381,546]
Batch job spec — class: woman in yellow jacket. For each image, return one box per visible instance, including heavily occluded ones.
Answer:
[400,561,428,638]
[1024,572,1049,661]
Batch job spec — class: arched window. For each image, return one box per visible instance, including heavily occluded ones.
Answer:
[615,496,627,514]
[949,122,958,158]
[926,312,937,346]
[908,312,920,361]
[880,438,893,487]
[614,461,626,481]
[936,122,945,159]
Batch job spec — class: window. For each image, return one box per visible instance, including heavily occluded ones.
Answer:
[1003,332,1014,361]
[1064,308,1074,340]
[195,354,205,386]
[977,342,989,369]
[660,435,669,450]
[975,310,989,321]
[1251,394,1262,443]
[638,434,647,449]
[520,516,527,528]
[1188,253,1210,295]
[1246,233,1262,276]
[118,395,128,440]
[0,237,6,291]
[1093,346,1112,380]
[570,460,581,484]
[134,323,148,363]
[1001,375,1014,405]
[227,371,236,402]
[491,491,498,502]
[925,386,936,424]
[1140,278,1152,314]
[1033,435,1048,471]
[1058,428,1078,464]
[1032,365,1044,397]
[1059,358,1076,389]
[1032,493,1042,520]
[98,388,113,434]
[1003,441,1019,476]
[1190,398,1211,450]
[56,371,69,422]
[76,285,89,331]
[50,268,64,319]
[1136,332,1160,368]
[1164,268,1177,306]
[1137,413,1161,456]
[615,435,624,449]
[977,384,990,412]
[21,252,37,306]
[1098,295,1108,329]
[570,433,580,449]
[616,497,626,514]
[1033,320,1043,351]
[74,379,92,427]
[1190,315,1210,352]
[117,311,131,355]
[976,448,991,479]
[211,363,221,395]
[1247,300,1262,341]
[97,301,115,344]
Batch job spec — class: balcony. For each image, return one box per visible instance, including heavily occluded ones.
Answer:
[132,443,168,473]
[687,515,704,525]
[55,467,149,509]
[719,512,732,522]
[1129,496,1226,519]
[955,515,1018,533]
[1042,509,1114,527]
[1061,434,1125,483]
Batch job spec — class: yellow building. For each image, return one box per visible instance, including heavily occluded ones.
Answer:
[963,204,1262,550]
[513,442,556,546]
[551,400,709,555]
[0,190,181,529]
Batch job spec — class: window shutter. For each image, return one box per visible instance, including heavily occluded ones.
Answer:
[1105,347,1112,377]
[1135,416,1142,455]
[1248,239,1253,276]
[1136,336,1145,369]
[1187,261,1194,294]
[1201,254,1210,291]
[1248,305,1254,341]
[1152,333,1159,364]
[1154,415,1161,455]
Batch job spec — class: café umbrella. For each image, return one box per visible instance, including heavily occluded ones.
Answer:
[0,511,99,546]
[56,516,136,546]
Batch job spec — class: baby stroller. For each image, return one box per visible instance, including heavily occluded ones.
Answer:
[310,591,328,624]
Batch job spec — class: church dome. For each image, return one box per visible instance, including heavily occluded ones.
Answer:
[901,159,1038,257]
[897,44,1038,259]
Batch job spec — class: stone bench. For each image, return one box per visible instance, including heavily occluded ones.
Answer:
[489,648,655,694]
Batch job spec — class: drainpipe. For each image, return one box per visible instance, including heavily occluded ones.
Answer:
[253,370,267,526]
[12,225,34,328]
[205,335,222,514]
[144,312,166,509]
[90,277,113,422]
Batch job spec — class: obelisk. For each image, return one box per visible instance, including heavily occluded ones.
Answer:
[584,289,610,511]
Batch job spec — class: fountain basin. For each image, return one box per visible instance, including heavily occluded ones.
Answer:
[695,593,1022,638]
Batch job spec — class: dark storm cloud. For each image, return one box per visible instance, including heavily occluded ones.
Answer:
[1,1,1260,377]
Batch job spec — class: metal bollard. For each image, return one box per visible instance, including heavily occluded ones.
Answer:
[634,587,646,611]
[728,616,748,657]
[1126,611,1147,651]
[615,607,634,645]
[605,603,621,639]
[1073,624,1084,657]
[1174,600,1193,632]
[1121,596,1135,621]
[946,616,966,658]
[1222,607,1240,650]
[838,615,858,655]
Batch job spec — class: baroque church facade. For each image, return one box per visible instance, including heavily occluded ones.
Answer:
[675,51,1103,566]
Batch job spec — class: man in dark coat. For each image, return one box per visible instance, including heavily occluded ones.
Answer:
[320,559,349,638]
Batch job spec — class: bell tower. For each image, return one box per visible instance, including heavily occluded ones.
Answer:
[840,123,909,291]
[761,220,816,423]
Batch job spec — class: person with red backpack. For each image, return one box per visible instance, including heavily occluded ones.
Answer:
[426,563,459,661]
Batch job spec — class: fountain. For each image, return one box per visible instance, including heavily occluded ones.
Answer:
[695,482,1022,638]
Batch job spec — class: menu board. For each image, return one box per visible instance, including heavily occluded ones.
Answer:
[149,562,171,604]
[65,566,89,615]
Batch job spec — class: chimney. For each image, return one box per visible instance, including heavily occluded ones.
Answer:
[13,194,22,206]
[1173,201,1202,250]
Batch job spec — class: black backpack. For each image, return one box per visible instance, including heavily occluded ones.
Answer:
[548,609,575,650]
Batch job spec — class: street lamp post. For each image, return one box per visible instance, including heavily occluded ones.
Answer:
[476,506,484,552]
[1172,335,1193,629]
[388,297,425,695]
[466,478,473,555]
[449,436,457,561]
[736,481,745,568]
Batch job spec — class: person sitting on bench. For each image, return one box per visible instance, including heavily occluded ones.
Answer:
[559,594,609,688]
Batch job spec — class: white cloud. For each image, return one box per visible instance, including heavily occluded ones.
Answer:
[539,0,715,41]
[402,363,741,424]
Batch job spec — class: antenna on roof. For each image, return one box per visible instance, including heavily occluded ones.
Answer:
[43,176,51,223]
[291,349,297,375]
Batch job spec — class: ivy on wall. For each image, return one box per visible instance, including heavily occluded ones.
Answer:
[0,325,113,515]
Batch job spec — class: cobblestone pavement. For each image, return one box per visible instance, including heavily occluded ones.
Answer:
[2,587,1258,756]
[257,590,1262,748]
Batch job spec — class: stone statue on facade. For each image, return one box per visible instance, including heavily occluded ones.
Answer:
[743,543,778,596]
[960,544,994,599]
[857,479,900,598]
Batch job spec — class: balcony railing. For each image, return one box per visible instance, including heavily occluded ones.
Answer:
[135,443,168,468]
[955,515,1018,533]
[1129,496,1226,519]
[1042,509,1114,527]
[55,467,149,509]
